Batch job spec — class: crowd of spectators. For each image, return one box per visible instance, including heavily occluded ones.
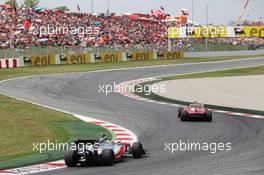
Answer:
[210,37,264,48]
[0,6,264,50]
[0,7,170,50]
[243,20,264,26]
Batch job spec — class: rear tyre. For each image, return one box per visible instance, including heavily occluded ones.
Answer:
[205,111,212,122]
[180,111,188,121]
[101,149,115,165]
[132,142,144,158]
[64,150,78,167]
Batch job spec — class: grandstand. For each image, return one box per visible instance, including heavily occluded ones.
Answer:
[0,1,264,59]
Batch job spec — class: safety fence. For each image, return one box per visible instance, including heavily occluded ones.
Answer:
[0,46,168,59]
[1,40,263,59]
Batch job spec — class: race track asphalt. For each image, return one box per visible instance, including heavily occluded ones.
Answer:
[1,58,264,175]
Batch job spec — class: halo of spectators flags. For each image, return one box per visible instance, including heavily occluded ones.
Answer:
[0,3,263,51]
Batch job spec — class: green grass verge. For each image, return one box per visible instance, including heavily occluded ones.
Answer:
[1,55,264,81]
[134,65,264,115]
[0,95,112,169]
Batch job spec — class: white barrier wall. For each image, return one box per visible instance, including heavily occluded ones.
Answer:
[0,58,19,69]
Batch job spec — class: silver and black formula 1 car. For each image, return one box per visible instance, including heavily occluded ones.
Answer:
[64,135,146,167]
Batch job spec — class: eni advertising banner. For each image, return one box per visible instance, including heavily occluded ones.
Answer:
[131,51,155,61]
[157,51,184,59]
[65,53,91,64]
[24,54,56,66]
[168,26,264,38]
[100,52,123,62]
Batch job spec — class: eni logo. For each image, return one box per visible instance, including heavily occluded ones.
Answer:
[134,52,149,61]
[104,53,119,62]
[34,55,51,66]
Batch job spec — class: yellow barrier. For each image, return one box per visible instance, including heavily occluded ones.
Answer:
[23,50,185,67]
[238,26,264,37]
[168,26,264,38]
[158,51,184,59]
[100,52,123,62]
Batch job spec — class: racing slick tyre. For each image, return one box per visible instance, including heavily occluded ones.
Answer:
[64,150,78,167]
[180,111,188,121]
[178,107,183,118]
[101,149,115,166]
[205,111,212,122]
[132,142,144,158]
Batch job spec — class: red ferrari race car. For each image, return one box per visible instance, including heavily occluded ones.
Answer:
[64,135,146,167]
[178,102,212,122]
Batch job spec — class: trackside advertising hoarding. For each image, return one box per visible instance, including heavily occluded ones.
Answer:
[65,53,91,64]
[17,50,184,67]
[168,26,264,39]
[23,54,56,66]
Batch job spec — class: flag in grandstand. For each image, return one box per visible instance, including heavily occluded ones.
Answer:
[77,4,81,12]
